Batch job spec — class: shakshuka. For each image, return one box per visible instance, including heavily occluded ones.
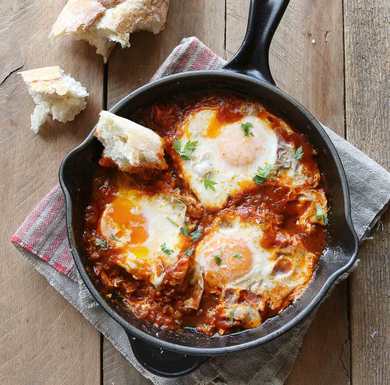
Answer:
[83,94,328,336]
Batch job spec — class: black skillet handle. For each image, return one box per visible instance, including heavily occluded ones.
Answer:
[224,0,290,85]
[127,333,208,378]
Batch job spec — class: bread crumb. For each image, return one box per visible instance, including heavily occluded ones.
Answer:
[20,66,88,134]
[50,0,170,62]
[95,111,167,172]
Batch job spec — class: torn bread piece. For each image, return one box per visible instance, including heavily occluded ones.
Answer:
[95,111,167,172]
[50,0,170,62]
[20,66,88,134]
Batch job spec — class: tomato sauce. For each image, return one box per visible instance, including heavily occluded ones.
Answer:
[83,93,327,336]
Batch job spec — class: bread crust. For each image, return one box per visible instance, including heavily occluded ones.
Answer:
[95,111,168,172]
[20,66,63,82]
[20,66,70,95]
[98,0,123,7]
[50,0,169,61]
[100,0,169,36]
[20,66,88,133]
[50,0,106,36]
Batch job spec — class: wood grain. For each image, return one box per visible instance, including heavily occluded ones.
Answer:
[227,1,350,384]
[0,1,102,384]
[226,0,345,130]
[107,0,226,108]
[103,1,226,384]
[103,340,152,385]
[2,0,387,384]
[344,0,390,384]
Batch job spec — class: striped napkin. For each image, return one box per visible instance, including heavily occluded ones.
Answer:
[11,37,390,385]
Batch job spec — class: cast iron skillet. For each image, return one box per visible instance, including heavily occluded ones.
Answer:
[60,0,358,378]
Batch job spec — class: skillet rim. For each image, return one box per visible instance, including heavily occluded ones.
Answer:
[59,69,359,356]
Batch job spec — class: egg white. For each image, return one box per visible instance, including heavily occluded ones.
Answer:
[276,139,320,188]
[194,217,316,308]
[195,218,272,291]
[176,109,278,209]
[99,189,186,286]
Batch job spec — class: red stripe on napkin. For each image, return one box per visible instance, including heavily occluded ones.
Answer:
[11,38,225,279]
[11,185,74,276]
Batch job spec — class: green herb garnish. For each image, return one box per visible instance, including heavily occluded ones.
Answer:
[190,227,203,241]
[95,238,108,250]
[185,247,195,257]
[180,223,190,237]
[173,139,198,160]
[253,163,273,184]
[241,122,254,137]
[232,254,242,259]
[110,234,121,242]
[228,309,236,322]
[166,217,179,227]
[203,174,217,191]
[294,146,304,161]
[214,255,222,266]
[180,224,203,241]
[315,205,328,225]
[161,243,174,256]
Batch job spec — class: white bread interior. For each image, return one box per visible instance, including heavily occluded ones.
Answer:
[20,66,89,134]
[50,0,169,62]
[95,111,167,172]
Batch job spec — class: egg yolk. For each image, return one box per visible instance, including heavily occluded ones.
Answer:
[130,226,148,244]
[105,196,149,247]
[129,246,149,259]
[204,108,243,138]
[111,197,145,226]
[204,113,223,138]
[202,238,253,286]
[218,124,264,167]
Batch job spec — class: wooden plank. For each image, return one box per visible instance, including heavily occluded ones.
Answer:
[226,0,345,130]
[0,1,103,384]
[103,341,152,385]
[107,0,226,107]
[344,1,390,384]
[103,1,226,383]
[226,1,350,384]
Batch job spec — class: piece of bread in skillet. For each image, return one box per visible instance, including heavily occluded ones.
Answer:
[20,66,89,134]
[50,0,170,62]
[95,111,167,172]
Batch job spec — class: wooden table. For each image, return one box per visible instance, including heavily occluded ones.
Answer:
[1,1,388,384]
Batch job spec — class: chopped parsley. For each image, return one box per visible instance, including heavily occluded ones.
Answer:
[185,247,195,257]
[294,146,304,161]
[228,308,236,322]
[213,255,222,266]
[161,243,174,256]
[190,227,203,241]
[95,238,108,250]
[173,139,198,160]
[232,254,242,259]
[180,224,203,241]
[180,223,190,237]
[166,217,179,227]
[110,234,121,242]
[315,205,329,225]
[203,174,217,191]
[241,122,254,137]
[253,163,273,184]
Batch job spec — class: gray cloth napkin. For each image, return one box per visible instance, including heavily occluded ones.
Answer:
[13,37,390,385]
